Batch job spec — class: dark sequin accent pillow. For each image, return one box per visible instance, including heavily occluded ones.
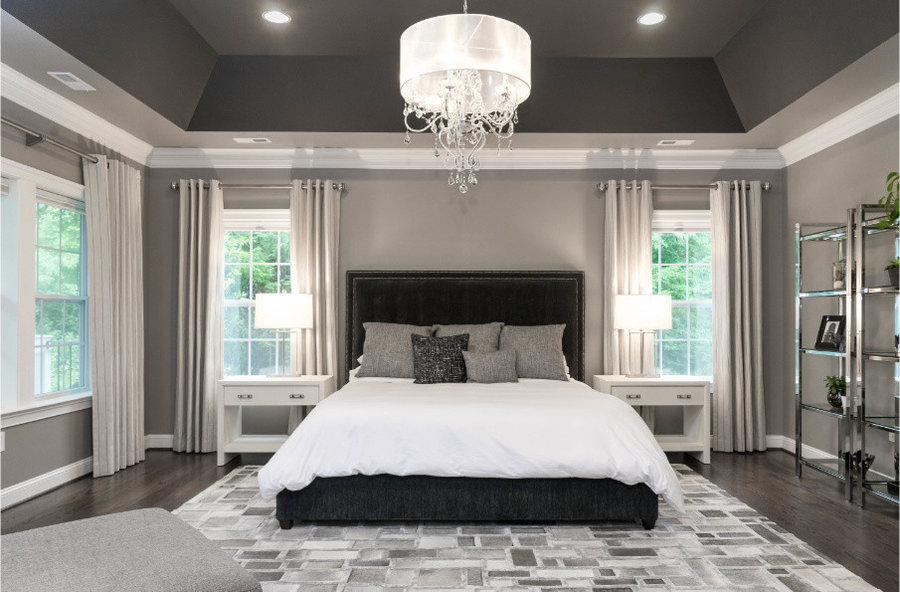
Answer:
[411,334,470,384]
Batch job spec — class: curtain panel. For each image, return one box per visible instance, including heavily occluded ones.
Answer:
[174,179,224,453]
[710,180,766,452]
[83,156,145,477]
[288,180,342,430]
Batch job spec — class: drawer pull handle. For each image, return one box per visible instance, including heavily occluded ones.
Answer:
[236,394,253,399]
[676,394,692,399]
[625,394,642,400]
[289,393,305,399]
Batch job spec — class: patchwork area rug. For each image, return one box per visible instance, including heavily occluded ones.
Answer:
[173,465,881,591]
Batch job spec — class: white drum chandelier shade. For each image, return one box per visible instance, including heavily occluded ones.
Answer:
[399,11,532,193]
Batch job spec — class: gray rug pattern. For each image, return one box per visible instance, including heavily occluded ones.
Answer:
[173,465,880,592]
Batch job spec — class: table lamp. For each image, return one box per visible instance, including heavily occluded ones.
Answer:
[614,294,672,377]
[254,293,313,376]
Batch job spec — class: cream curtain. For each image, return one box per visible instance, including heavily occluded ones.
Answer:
[602,180,654,426]
[83,156,145,477]
[710,180,766,452]
[288,179,342,430]
[174,179,224,453]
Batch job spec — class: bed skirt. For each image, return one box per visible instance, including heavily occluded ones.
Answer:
[275,475,659,529]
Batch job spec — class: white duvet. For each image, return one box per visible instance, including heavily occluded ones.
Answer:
[258,378,683,511]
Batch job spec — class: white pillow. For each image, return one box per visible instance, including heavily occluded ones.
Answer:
[348,365,415,383]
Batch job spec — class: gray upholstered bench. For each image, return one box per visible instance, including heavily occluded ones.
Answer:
[1,508,261,592]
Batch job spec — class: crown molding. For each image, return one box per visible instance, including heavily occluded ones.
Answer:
[0,64,154,165]
[146,147,785,170]
[778,83,900,167]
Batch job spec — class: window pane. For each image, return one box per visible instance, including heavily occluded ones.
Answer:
[688,233,711,264]
[659,233,686,264]
[252,231,278,264]
[224,264,250,299]
[224,341,249,376]
[250,306,275,339]
[224,304,249,339]
[660,341,688,375]
[279,232,290,263]
[691,305,712,340]
[37,203,60,248]
[690,341,713,376]
[661,306,688,340]
[651,265,658,294]
[39,300,65,345]
[68,345,82,389]
[252,265,277,298]
[688,265,712,299]
[59,208,82,252]
[60,251,81,296]
[224,231,251,263]
[64,302,83,342]
[37,248,60,294]
[280,264,291,292]
[658,264,686,300]
[651,234,659,264]
[250,340,277,375]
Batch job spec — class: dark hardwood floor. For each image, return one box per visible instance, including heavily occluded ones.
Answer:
[2,449,897,591]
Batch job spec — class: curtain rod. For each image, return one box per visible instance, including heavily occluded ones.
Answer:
[1,116,100,164]
[170,180,345,192]
[596,181,770,191]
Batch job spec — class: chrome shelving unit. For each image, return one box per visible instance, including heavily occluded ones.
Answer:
[855,204,899,507]
[795,212,856,501]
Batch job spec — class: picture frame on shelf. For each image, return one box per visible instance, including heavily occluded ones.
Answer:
[815,315,846,351]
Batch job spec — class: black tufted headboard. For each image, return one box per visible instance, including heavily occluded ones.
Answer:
[346,271,585,382]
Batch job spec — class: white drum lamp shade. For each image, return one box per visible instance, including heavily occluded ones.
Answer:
[254,293,313,330]
[400,14,531,112]
[614,294,673,331]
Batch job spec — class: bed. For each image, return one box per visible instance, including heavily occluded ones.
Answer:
[259,271,681,529]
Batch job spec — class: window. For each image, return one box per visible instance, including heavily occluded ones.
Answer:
[223,210,291,377]
[652,211,712,377]
[34,201,88,395]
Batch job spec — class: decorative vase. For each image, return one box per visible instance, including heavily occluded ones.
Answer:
[826,390,843,409]
[888,266,898,287]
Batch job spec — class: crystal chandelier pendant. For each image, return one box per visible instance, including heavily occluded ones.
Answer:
[399,2,531,194]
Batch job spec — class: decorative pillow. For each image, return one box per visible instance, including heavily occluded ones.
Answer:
[499,324,568,381]
[411,334,470,384]
[435,322,503,352]
[356,323,435,378]
[463,349,518,383]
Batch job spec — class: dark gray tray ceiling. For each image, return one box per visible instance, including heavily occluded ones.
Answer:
[3,0,896,134]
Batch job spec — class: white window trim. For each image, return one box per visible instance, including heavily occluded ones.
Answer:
[1,158,89,422]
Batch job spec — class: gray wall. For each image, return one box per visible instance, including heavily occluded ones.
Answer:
[784,117,900,475]
[0,111,142,489]
[144,166,786,438]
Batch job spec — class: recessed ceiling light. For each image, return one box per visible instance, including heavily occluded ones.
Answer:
[637,12,666,26]
[233,137,272,144]
[657,139,695,146]
[262,10,291,24]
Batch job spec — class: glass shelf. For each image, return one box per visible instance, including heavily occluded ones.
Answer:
[862,481,900,504]
[800,403,854,419]
[798,216,894,242]
[799,457,848,481]
[798,289,847,298]
[799,347,847,357]
[862,286,899,295]
[861,416,900,433]
[863,351,899,362]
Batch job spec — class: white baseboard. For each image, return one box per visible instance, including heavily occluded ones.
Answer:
[1,457,92,510]
[766,433,893,481]
[144,434,174,449]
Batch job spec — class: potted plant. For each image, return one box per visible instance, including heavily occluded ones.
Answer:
[824,375,846,409]
[886,257,899,287]
[875,172,898,229]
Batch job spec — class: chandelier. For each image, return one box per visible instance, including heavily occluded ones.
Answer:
[400,1,531,193]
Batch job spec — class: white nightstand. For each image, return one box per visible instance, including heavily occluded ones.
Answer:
[593,375,711,464]
[217,375,335,466]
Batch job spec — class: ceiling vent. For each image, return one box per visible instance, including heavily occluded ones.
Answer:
[657,139,695,146]
[47,72,95,91]
[233,137,272,144]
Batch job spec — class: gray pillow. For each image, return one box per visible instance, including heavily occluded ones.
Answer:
[435,322,503,352]
[412,334,470,384]
[356,322,435,378]
[463,349,518,383]
[499,324,568,381]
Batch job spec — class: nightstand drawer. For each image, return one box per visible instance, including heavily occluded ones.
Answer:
[221,385,320,406]
[609,385,704,406]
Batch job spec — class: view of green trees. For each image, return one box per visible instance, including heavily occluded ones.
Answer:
[35,203,86,394]
[223,230,291,376]
[652,232,713,376]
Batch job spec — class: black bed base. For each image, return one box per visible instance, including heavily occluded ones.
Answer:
[276,475,659,530]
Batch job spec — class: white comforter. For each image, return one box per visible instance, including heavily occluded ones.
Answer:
[258,379,683,511]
